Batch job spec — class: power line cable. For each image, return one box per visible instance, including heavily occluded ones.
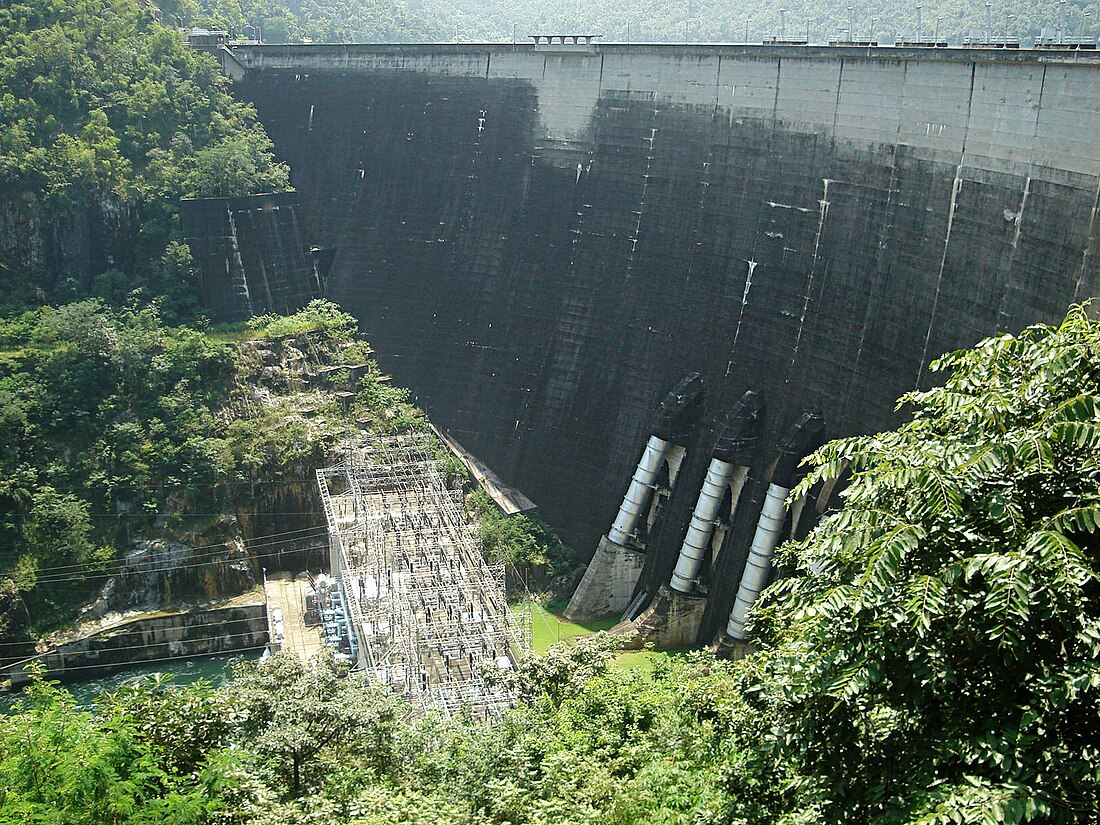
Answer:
[4,531,331,586]
[82,511,322,517]
[24,539,329,586]
[5,479,320,493]
[0,610,286,665]
[5,644,269,676]
[8,617,273,663]
[6,629,273,665]
[24,524,325,574]
[3,524,327,576]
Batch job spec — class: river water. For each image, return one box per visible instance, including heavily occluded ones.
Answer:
[0,651,259,714]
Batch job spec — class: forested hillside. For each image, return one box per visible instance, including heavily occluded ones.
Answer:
[176,0,1097,47]
[0,0,288,311]
[0,300,424,645]
[3,305,1099,824]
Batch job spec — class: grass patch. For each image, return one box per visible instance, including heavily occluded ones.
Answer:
[203,322,254,344]
[511,600,701,673]
[613,650,666,672]
[611,647,696,672]
[512,599,619,653]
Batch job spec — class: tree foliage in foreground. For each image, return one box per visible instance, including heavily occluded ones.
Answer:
[228,651,401,797]
[726,304,1100,822]
[0,675,215,824]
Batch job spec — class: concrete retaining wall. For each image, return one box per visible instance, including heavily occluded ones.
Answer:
[2,605,268,688]
[180,192,321,321]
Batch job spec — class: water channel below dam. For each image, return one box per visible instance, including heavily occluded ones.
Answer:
[0,652,258,714]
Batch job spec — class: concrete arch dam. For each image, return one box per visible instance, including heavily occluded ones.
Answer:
[230,43,1100,641]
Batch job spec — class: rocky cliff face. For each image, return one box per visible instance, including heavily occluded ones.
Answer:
[0,188,134,304]
[85,537,257,618]
[82,329,367,620]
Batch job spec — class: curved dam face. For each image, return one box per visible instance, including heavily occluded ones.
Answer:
[233,44,1100,639]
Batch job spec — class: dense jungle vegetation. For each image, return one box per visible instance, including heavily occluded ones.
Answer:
[0,299,427,638]
[176,0,1098,49]
[3,305,1100,823]
[0,0,288,312]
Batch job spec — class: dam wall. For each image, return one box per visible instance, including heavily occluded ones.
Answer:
[181,192,322,322]
[231,43,1100,640]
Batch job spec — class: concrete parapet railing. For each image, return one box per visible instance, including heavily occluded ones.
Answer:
[227,41,1100,71]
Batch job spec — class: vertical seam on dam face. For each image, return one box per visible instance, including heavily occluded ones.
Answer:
[713,54,722,112]
[917,61,978,388]
[1072,62,1100,305]
[840,145,899,424]
[832,58,844,133]
[232,45,1100,638]
[771,58,782,125]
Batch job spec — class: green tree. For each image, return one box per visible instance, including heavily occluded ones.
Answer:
[467,488,572,575]
[0,0,291,311]
[502,631,622,707]
[722,304,1100,823]
[0,674,210,824]
[104,674,239,776]
[23,487,94,565]
[230,650,401,796]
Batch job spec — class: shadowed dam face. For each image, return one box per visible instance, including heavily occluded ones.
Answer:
[233,44,1100,638]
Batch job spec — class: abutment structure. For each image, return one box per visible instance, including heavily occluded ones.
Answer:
[229,42,1100,644]
[180,192,322,321]
[316,434,529,718]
